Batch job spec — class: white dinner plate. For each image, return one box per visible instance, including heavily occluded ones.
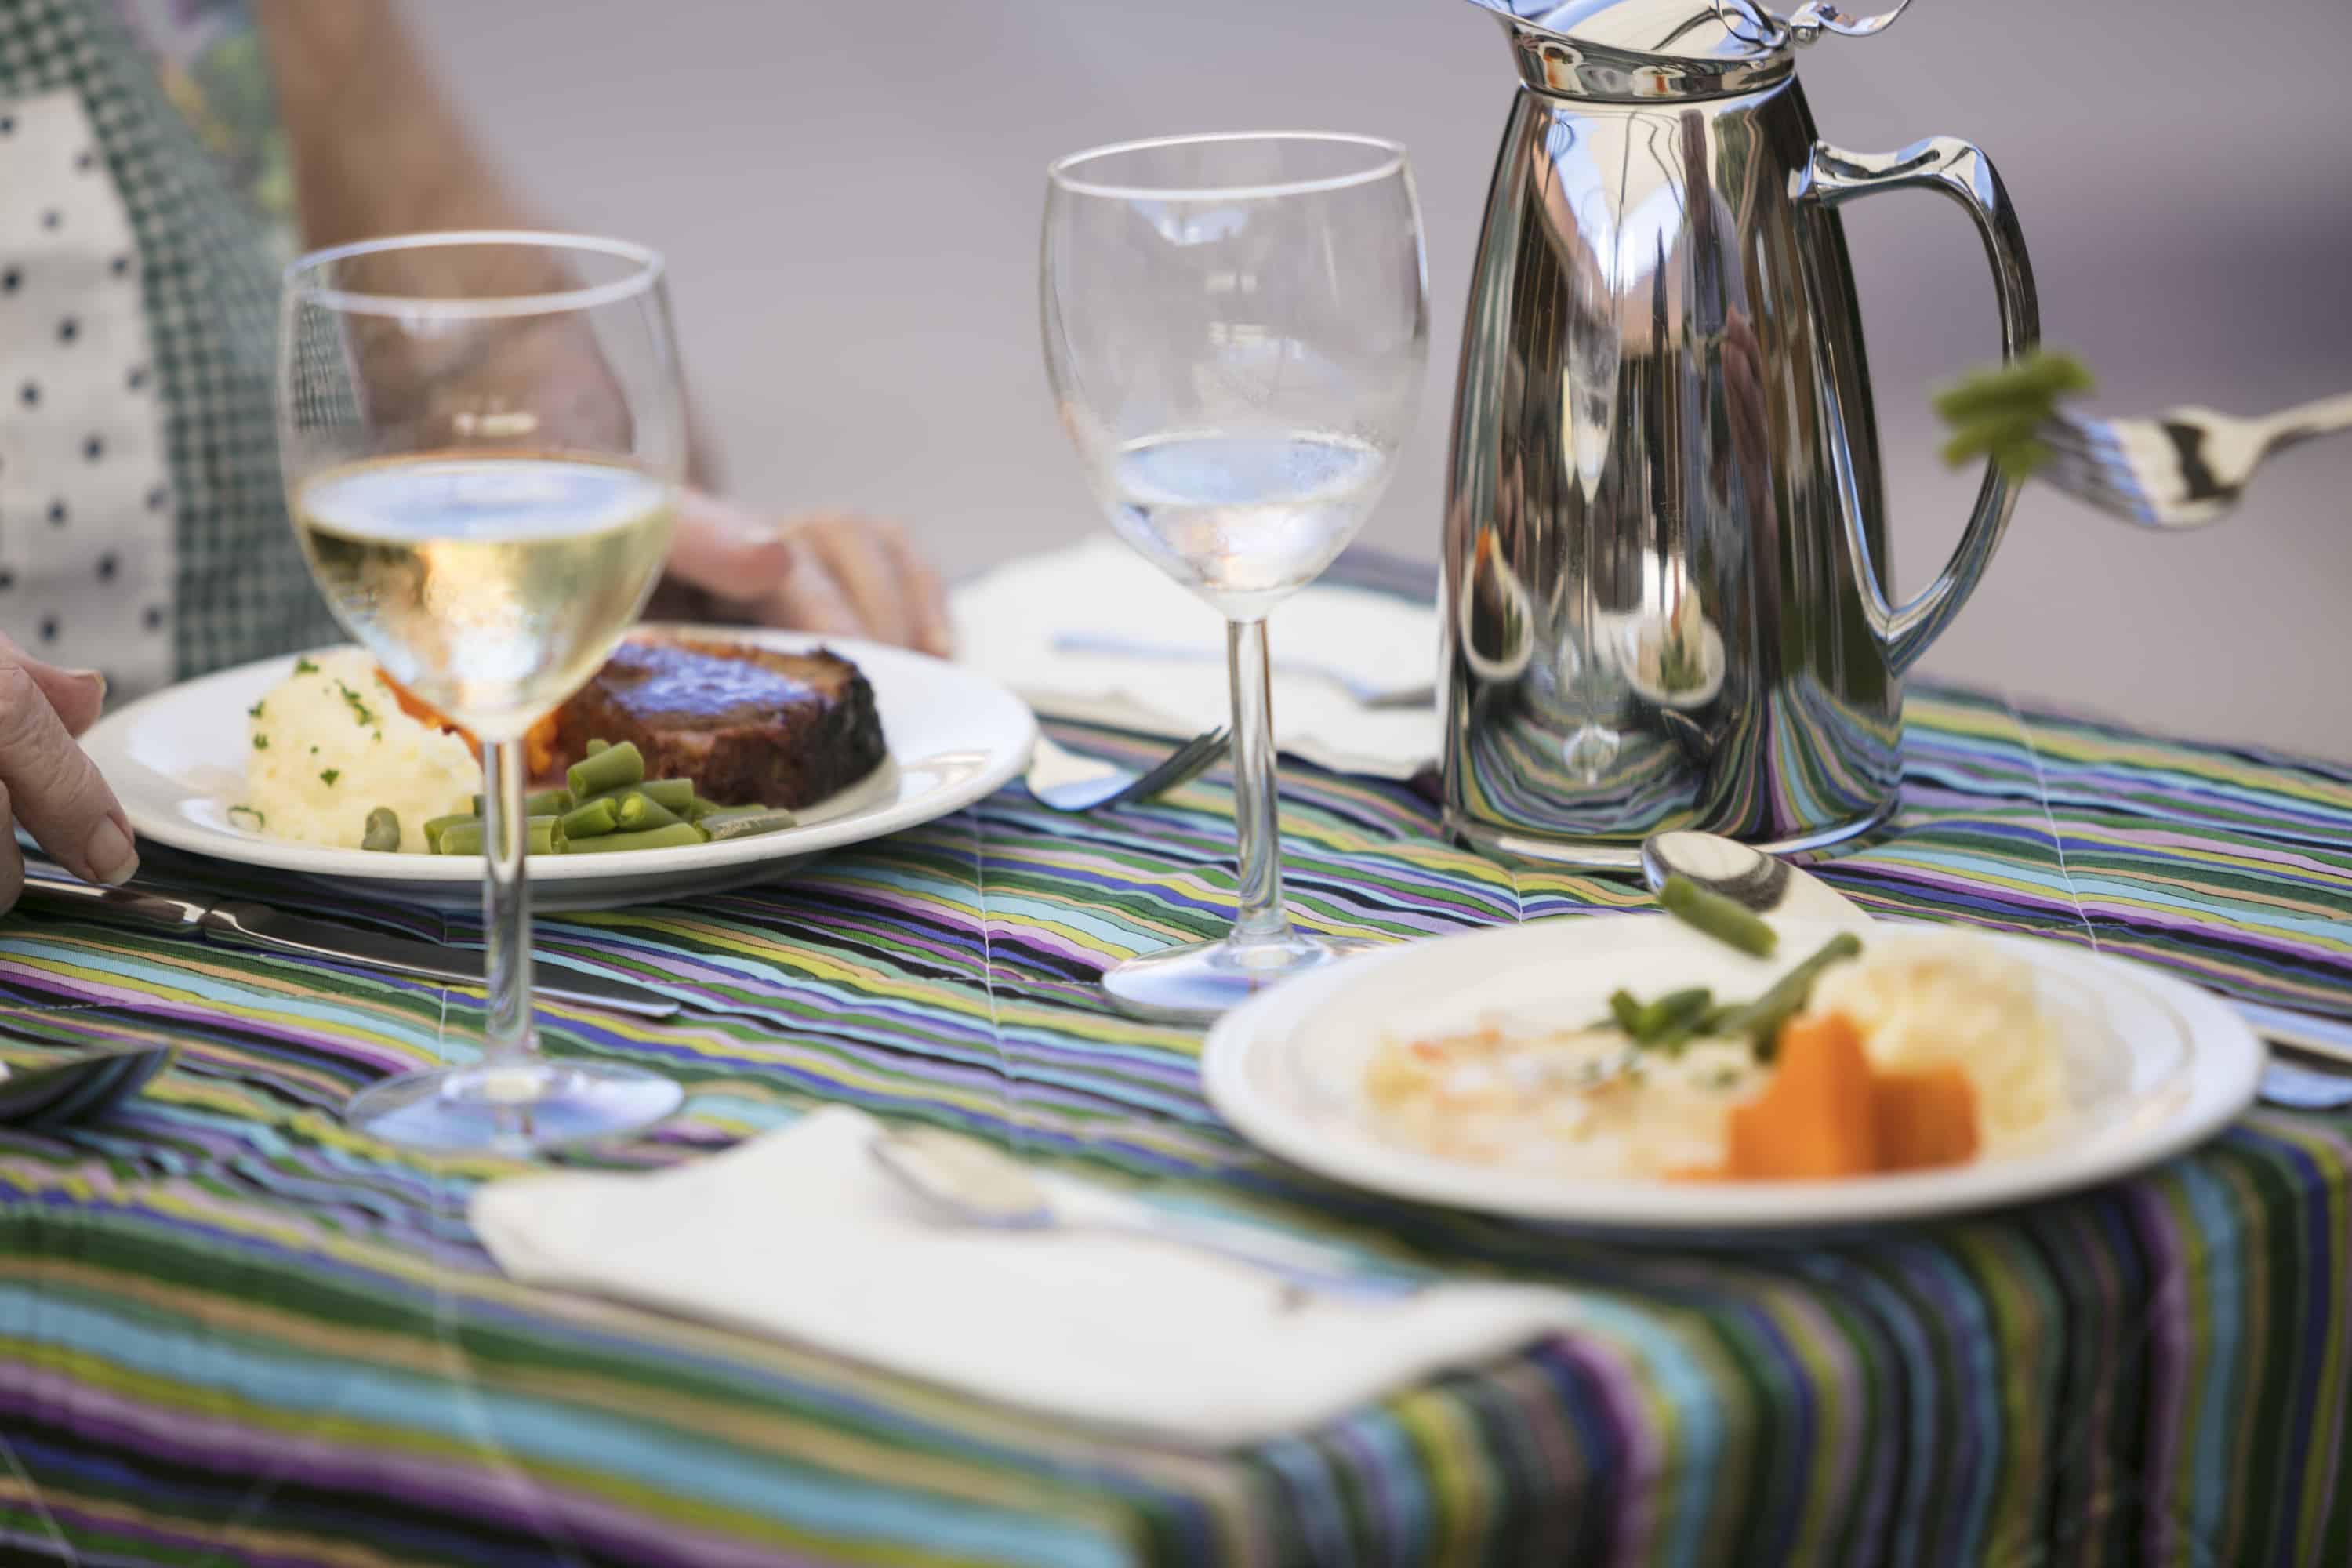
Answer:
[1202,916,2265,1234]
[82,629,1036,911]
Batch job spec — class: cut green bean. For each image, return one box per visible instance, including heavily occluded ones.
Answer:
[615,792,684,831]
[1720,933,1866,1058]
[580,777,695,813]
[684,796,724,823]
[1608,989,1644,1036]
[700,806,800,841]
[361,808,401,853]
[422,813,475,853]
[1658,874,1778,958]
[1633,986,1713,1039]
[562,822,707,854]
[566,740,644,799]
[471,788,572,818]
[585,739,610,756]
[1930,350,2095,425]
[434,816,561,856]
[559,797,620,840]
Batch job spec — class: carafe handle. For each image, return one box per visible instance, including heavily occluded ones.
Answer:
[1798,136,2038,677]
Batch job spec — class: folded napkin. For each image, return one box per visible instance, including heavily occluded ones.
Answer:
[470,1107,1581,1448]
[951,538,1440,780]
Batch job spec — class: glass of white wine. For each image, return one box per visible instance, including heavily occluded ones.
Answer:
[1042,134,1429,1019]
[278,231,687,1151]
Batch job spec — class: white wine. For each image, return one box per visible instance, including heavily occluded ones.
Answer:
[1107,431,1390,620]
[296,456,675,739]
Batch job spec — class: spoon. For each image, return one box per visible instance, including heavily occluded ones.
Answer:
[869,1125,1421,1301]
[0,1043,176,1130]
[1639,830,2352,1109]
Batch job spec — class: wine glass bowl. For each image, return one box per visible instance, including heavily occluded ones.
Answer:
[278,232,688,1150]
[1042,133,1430,1019]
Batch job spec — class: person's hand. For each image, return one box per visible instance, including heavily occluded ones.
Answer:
[0,637,137,912]
[662,489,952,656]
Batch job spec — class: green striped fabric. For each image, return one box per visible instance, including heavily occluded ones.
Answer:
[1,684,2348,1565]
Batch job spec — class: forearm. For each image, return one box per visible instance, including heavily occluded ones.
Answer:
[255,1,721,487]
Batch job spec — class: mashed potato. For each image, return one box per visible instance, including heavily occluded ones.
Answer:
[1806,932,2069,1151]
[239,651,479,853]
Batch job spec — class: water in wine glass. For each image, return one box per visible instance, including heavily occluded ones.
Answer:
[1109,430,1388,619]
[295,455,674,738]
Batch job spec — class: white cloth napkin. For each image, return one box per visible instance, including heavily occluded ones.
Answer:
[470,1107,1581,1448]
[951,538,1440,780]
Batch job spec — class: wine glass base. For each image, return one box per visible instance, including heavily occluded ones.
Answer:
[347,1059,683,1153]
[1102,930,1377,1023]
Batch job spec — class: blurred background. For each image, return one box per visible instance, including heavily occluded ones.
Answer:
[409,0,2352,760]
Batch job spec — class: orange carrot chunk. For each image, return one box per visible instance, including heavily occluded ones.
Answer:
[1871,1067,1980,1171]
[1721,1011,1879,1180]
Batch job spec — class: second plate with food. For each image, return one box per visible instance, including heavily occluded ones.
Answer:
[82,627,1036,911]
[1202,916,2263,1234]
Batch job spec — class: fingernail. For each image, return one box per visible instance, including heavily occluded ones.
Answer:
[85,818,138,885]
[66,667,107,699]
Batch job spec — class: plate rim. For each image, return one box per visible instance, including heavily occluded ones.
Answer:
[1201,915,2266,1232]
[83,628,1037,884]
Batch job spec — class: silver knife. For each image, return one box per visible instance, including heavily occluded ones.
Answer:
[14,873,679,1018]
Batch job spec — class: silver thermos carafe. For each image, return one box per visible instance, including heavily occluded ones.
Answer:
[1440,0,2036,868]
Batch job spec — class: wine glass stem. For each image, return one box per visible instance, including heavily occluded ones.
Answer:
[1225,617,1290,946]
[480,737,537,1068]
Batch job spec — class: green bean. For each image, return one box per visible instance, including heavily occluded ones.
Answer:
[615,792,684,831]
[1658,874,1777,958]
[361,808,401,853]
[470,789,572,818]
[1608,989,1644,1036]
[566,740,644,799]
[1930,350,2094,425]
[1633,986,1713,1039]
[559,797,620,840]
[434,816,561,856]
[700,806,800,841]
[585,739,610,756]
[684,797,724,823]
[579,777,694,813]
[562,822,707,854]
[422,813,475,853]
[1720,933,1865,1058]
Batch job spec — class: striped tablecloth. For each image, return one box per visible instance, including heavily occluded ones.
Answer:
[2,685,2349,1566]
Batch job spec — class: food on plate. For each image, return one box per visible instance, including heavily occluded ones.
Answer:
[232,635,888,856]
[239,652,477,852]
[546,637,885,808]
[1362,927,2067,1183]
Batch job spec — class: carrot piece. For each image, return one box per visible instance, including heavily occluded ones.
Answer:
[374,667,481,760]
[1872,1067,1980,1171]
[1722,1011,1879,1179]
[523,713,561,780]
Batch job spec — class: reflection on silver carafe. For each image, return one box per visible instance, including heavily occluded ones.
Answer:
[1440,0,2036,869]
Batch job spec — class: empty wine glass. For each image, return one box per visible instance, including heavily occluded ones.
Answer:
[1041,133,1429,1019]
[278,232,687,1150]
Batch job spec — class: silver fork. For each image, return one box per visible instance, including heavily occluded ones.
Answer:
[2039,393,2352,528]
[1024,728,1230,813]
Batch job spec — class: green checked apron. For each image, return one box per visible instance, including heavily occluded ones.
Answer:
[0,0,336,699]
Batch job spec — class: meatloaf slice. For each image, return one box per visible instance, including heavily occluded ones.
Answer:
[550,637,886,808]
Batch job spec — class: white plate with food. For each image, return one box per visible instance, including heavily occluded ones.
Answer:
[1202,915,2264,1232]
[82,627,1036,911]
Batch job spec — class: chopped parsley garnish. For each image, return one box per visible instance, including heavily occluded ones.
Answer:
[252,734,269,750]
[319,768,340,786]
[227,804,265,829]
[247,700,265,720]
[293,657,318,675]
[334,681,376,727]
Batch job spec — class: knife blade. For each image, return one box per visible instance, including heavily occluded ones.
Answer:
[13,873,679,1018]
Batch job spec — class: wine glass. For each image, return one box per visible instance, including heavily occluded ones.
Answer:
[278,231,688,1151]
[1041,133,1429,1019]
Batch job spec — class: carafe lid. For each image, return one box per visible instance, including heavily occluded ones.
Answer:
[1470,0,1913,100]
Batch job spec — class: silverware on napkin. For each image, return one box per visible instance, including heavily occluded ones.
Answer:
[15,873,678,1018]
[1051,630,1435,710]
[1640,830,2352,1109]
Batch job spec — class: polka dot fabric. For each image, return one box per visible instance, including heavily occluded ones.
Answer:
[1,0,338,698]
